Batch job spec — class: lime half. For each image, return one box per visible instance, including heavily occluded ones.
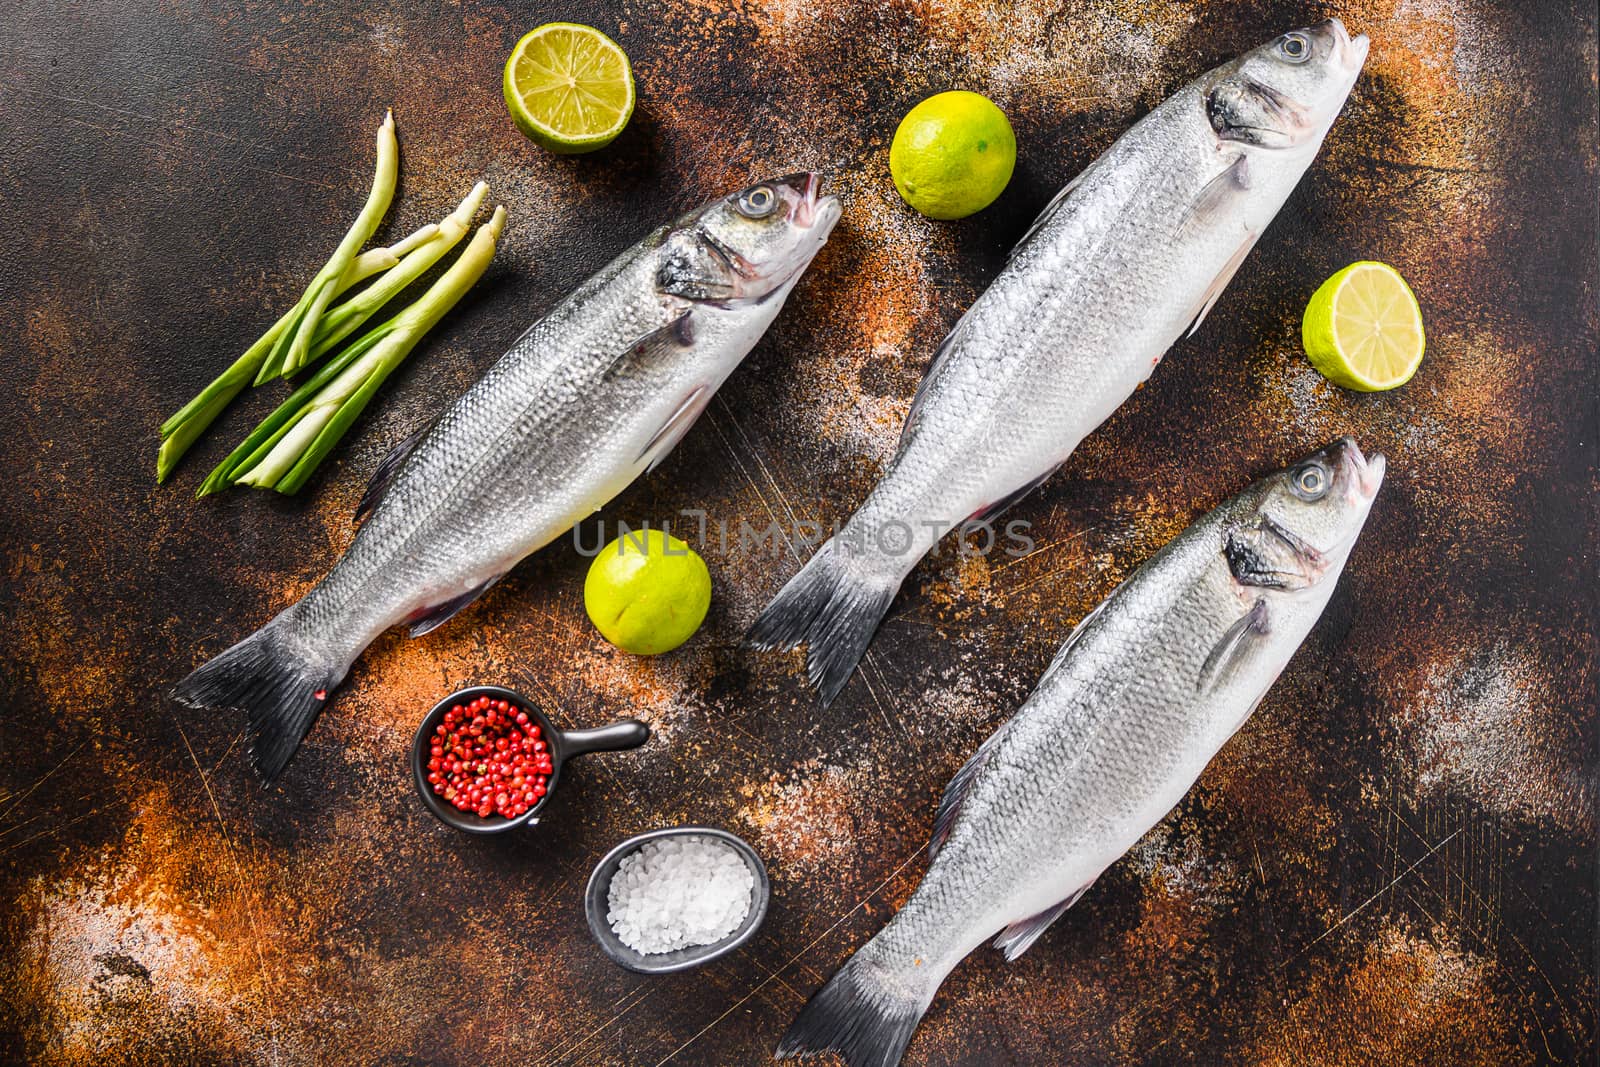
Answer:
[1302,261,1426,391]
[503,23,634,154]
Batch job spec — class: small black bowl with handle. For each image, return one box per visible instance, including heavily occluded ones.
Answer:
[411,684,649,834]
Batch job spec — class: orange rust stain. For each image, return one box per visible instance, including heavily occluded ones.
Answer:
[1248,923,1523,1066]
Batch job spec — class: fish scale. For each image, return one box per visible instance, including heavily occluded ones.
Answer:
[174,174,841,780]
[778,436,1385,1066]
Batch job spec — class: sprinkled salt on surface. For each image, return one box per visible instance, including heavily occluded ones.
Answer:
[606,836,754,955]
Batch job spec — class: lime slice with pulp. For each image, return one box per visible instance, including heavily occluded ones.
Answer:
[503,23,634,154]
[1302,261,1426,391]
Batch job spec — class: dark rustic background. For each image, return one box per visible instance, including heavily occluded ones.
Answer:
[1,1,1595,1064]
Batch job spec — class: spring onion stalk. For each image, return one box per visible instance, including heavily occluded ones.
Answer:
[204,205,506,497]
[153,220,438,483]
[303,181,488,365]
[255,110,400,384]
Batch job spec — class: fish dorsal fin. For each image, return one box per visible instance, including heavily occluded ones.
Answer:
[1039,599,1108,685]
[409,575,503,638]
[1184,228,1261,338]
[357,420,434,522]
[1009,171,1087,261]
[897,316,970,453]
[992,881,1096,961]
[970,463,1064,525]
[1198,597,1270,693]
[604,310,696,380]
[930,725,1008,859]
[639,385,711,474]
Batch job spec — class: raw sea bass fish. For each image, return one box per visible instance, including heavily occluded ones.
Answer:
[752,22,1370,705]
[175,175,841,780]
[778,439,1386,1067]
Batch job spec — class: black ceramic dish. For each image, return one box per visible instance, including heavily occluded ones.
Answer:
[410,684,648,834]
[583,826,771,974]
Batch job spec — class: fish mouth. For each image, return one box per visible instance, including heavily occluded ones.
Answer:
[779,171,838,230]
[1337,436,1386,501]
[1320,17,1370,74]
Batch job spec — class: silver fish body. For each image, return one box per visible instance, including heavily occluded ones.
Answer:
[778,438,1386,1067]
[752,21,1370,705]
[176,174,841,779]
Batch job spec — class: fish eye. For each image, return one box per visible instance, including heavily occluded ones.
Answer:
[1279,33,1311,63]
[1292,463,1328,500]
[736,185,779,218]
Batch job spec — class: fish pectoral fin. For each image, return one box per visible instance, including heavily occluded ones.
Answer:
[1179,153,1251,236]
[604,311,697,381]
[1198,597,1270,693]
[408,575,503,638]
[969,463,1064,525]
[357,419,434,522]
[1008,170,1087,261]
[993,882,1095,962]
[638,385,711,474]
[930,725,1008,858]
[1183,227,1261,338]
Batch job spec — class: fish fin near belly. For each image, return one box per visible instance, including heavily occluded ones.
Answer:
[1198,597,1270,693]
[1178,153,1250,236]
[748,538,900,707]
[171,611,340,782]
[356,420,435,522]
[408,575,503,638]
[603,310,696,380]
[1184,227,1261,338]
[992,881,1096,961]
[638,385,710,475]
[969,463,1063,525]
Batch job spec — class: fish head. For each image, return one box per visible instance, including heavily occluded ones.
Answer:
[1224,437,1385,594]
[658,173,841,305]
[1205,19,1369,151]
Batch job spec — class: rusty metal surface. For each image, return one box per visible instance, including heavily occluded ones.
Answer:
[0,1,1595,1063]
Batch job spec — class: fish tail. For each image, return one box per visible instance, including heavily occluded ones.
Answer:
[171,610,340,782]
[775,935,937,1067]
[748,537,899,707]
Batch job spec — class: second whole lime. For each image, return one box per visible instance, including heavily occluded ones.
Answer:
[890,91,1017,220]
[583,529,711,655]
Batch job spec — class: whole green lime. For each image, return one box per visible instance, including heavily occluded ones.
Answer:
[584,530,711,655]
[889,91,1017,220]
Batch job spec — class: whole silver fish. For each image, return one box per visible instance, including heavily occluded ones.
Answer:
[777,438,1386,1067]
[176,175,841,779]
[752,22,1370,705]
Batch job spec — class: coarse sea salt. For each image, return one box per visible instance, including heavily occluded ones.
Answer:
[606,835,754,955]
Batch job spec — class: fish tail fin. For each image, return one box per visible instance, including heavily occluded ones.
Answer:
[748,537,900,707]
[171,611,339,782]
[775,936,937,1067]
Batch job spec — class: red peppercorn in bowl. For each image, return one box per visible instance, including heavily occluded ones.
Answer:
[410,685,649,834]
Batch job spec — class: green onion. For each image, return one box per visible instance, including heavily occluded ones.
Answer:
[302,180,488,364]
[154,221,438,484]
[255,110,400,384]
[202,205,507,497]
